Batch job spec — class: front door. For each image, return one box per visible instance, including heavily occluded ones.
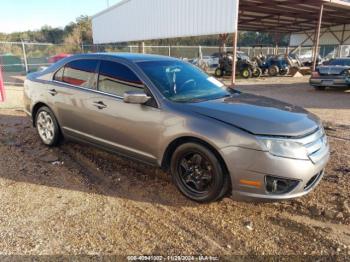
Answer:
[87,60,164,164]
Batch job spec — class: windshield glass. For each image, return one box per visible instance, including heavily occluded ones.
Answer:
[329,59,350,66]
[137,60,235,103]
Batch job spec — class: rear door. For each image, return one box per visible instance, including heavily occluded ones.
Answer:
[50,59,100,140]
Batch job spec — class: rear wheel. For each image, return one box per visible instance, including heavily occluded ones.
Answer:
[170,143,228,203]
[35,106,60,147]
[279,67,289,76]
[268,65,279,77]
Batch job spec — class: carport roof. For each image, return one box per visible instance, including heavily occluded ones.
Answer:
[238,0,350,33]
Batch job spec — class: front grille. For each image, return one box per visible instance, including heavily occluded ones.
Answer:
[304,171,323,191]
[291,128,328,164]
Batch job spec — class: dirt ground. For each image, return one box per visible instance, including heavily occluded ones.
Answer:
[0,77,349,257]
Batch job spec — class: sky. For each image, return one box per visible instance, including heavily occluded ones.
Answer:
[0,0,121,33]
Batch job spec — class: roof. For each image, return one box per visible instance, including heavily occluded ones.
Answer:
[92,0,237,44]
[238,0,350,33]
[96,53,179,62]
[67,53,179,62]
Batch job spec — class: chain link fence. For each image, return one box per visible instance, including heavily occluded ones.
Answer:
[1,41,349,86]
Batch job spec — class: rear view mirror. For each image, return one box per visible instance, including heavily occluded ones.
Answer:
[123,91,151,104]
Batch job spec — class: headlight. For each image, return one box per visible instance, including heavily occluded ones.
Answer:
[258,137,308,160]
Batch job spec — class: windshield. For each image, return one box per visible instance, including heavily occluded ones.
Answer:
[137,60,235,103]
[329,59,350,66]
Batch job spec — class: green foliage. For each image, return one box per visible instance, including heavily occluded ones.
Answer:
[1,15,93,45]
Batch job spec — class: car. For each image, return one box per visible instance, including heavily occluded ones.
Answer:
[310,57,350,90]
[297,50,323,67]
[191,56,219,69]
[24,53,330,202]
[48,53,71,64]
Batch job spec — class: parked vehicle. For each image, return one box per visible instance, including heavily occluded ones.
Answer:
[191,56,219,69]
[310,57,350,90]
[24,53,329,202]
[48,53,71,64]
[255,55,292,76]
[215,51,262,78]
[297,50,323,67]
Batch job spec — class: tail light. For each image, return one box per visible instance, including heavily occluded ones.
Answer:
[311,71,320,78]
[341,69,350,76]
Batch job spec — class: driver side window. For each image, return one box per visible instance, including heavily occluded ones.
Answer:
[98,60,145,97]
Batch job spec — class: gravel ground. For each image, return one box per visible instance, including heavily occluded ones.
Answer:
[0,77,349,257]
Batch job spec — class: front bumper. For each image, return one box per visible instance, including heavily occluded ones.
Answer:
[220,144,330,200]
[310,76,349,87]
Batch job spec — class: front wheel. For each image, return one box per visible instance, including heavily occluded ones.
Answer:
[215,68,223,77]
[170,143,228,203]
[240,68,252,79]
[279,67,289,76]
[35,106,61,147]
[252,67,262,78]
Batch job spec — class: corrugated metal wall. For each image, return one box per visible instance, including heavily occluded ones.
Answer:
[92,0,238,44]
[290,24,350,46]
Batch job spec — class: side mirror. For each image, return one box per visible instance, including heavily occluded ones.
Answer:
[123,91,151,104]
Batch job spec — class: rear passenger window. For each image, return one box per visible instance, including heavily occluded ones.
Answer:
[98,61,144,97]
[62,60,98,89]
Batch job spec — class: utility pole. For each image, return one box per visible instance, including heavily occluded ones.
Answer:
[312,4,324,71]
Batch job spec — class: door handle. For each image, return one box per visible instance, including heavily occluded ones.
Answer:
[93,101,107,110]
[48,89,58,96]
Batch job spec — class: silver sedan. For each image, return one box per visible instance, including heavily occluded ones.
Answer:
[24,53,330,202]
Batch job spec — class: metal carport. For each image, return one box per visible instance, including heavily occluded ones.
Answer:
[93,0,350,85]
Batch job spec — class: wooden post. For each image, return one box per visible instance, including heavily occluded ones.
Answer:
[312,4,324,71]
[139,42,145,54]
[231,31,238,87]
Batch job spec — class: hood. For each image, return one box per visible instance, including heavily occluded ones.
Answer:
[318,65,349,75]
[184,93,320,137]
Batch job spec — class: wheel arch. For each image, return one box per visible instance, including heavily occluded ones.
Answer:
[31,102,60,131]
[31,102,50,126]
[161,136,230,180]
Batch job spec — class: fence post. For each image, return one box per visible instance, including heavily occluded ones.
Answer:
[21,40,29,74]
[168,46,171,56]
[199,46,203,59]
[81,43,84,53]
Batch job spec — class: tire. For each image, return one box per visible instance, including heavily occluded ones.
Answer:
[170,143,228,203]
[279,67,289,76]
[215,68,223,77]
[240,68,252,79]
[314,86,326,91]
[35,106,61,147]
[268,65,279,77]
[252,67,262,78]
